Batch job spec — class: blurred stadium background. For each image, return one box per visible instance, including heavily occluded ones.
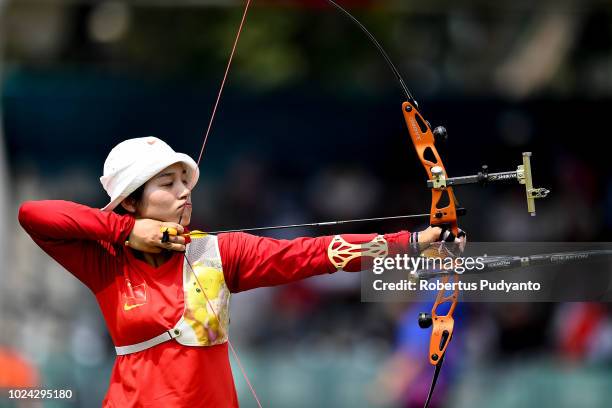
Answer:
[1,0,612,407]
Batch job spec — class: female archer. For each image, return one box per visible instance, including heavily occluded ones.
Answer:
[18,136,460,407]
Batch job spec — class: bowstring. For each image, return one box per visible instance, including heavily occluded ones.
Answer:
[178,0,262,406]
[197,0,252,166]
[180,2,417,406]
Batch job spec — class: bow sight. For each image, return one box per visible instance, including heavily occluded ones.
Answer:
[426,151,550,216]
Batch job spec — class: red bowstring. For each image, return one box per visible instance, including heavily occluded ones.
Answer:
[187,0,263,407]
[197,0,252,166]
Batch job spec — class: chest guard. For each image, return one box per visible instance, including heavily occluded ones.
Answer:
[115,235,231,355]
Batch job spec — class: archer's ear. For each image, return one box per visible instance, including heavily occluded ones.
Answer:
[119,197,137,214]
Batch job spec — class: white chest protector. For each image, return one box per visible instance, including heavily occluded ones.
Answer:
[115,235,231,355]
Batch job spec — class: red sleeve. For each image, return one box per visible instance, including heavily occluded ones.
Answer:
[18,200,135,292]
[218,230,412,293]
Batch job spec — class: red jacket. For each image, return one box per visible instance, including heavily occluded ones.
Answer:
[19,200,411,407]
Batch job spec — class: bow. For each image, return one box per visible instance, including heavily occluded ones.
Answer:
[176,1,549,407]
[402,99,462,407]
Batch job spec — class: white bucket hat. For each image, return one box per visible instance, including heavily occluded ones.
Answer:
[100,136,199,212]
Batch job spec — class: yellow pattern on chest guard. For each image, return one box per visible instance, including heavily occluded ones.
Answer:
[183,261,230,345]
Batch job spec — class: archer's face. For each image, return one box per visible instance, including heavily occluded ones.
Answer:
[138,163,192,226]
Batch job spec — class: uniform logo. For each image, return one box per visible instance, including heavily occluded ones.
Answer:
[123,280,147,311]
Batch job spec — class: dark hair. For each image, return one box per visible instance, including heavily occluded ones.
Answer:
[114,184,145,215]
